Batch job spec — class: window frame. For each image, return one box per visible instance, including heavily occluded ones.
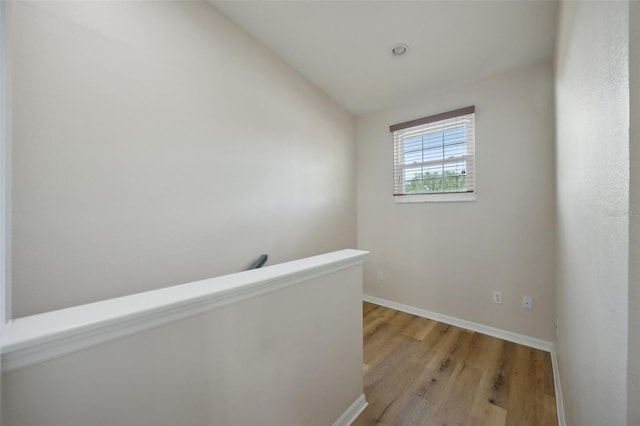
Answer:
[390,106,476,203]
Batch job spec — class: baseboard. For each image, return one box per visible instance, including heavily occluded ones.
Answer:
[550,346,567,426]
[333,394,368,426]
[363,295,553,351]
[363,294,566,424]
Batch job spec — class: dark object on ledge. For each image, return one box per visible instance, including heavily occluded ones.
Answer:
[249,254,268,270]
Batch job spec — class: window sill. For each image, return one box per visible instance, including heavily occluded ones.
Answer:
[394,192,476,203]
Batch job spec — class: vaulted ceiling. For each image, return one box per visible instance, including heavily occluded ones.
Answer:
[212,0,558,115]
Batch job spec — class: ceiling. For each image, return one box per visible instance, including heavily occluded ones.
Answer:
[212,1,558,116]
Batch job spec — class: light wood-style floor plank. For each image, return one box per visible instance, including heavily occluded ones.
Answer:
[354,302,558,426]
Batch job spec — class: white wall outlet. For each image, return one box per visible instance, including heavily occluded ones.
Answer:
[377,271,384,280]
[492,291,503,304]
[522,296,533,310]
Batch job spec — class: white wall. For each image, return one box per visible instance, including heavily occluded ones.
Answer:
[0,0,8,417]
[356,62,556,341]
[555,1,629,425]
[629,1,639,424]
[10,1,356,318]
[2,261,365,426]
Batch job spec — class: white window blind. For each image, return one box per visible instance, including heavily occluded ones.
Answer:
[391,106,475,197]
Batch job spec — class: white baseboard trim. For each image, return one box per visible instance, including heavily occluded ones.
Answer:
[550,346,567,426]
[363,295,566,425]
[363,295,553,351]
[333,394,368,426]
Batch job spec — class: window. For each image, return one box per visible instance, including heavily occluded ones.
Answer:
[390,106,475,202]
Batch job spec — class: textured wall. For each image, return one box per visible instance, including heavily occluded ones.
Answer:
[629,1,639,424]
[555,1,629,425]
[10,1,356,317]
[356,62,556,341]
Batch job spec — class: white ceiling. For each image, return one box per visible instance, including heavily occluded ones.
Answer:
[212,1,558,116]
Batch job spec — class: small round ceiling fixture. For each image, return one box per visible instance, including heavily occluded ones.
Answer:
[389,43,409,58]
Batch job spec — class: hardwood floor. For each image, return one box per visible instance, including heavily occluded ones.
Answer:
[354,302,558,426]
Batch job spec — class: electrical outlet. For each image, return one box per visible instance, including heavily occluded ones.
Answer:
[377,271,384,280]
[492,291,503,304]
[522,296,533,310]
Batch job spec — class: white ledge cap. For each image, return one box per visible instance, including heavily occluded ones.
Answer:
[2,249,368,372]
